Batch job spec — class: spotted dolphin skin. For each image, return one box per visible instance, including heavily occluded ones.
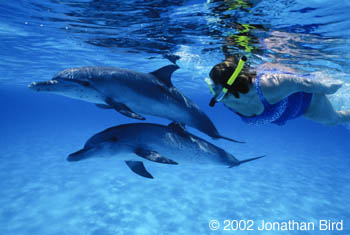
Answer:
[67,122,264,179]
[28,65,241,143]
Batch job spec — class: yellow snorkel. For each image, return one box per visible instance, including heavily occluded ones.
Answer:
[207,56,247,107]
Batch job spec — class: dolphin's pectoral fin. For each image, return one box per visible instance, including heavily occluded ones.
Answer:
[168,121,186,132]
[105,98,145,120]
[125,160,153,179]
[135,148,178,165]
[150,64,179,87]
[95,104,113,109]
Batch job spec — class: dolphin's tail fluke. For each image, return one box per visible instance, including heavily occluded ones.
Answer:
[192,119,245,143]
[214,135,245,144]
[190,110,245,144]
[238,155,266,165]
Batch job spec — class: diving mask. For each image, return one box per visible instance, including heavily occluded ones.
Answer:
[206,56,247,107]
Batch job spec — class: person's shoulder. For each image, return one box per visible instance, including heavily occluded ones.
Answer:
[259,73,280,88]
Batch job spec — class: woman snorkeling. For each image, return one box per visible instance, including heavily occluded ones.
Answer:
[206,55,349,126]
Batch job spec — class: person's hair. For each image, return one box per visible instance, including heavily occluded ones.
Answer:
[209,55,255,98]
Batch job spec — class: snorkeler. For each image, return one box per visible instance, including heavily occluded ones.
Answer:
[206,55,349,126]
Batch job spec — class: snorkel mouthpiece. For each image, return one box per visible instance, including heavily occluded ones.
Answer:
[207,56,247,107]
[205,77,217,107]
[209,96,217,107]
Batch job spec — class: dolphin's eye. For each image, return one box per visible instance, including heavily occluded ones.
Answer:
[83,81,90,87]
[110,137,118,142]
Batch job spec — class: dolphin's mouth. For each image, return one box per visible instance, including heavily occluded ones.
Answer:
[67,153,82,162]
[67,148,91,162]
[67,155,81,162]
[28,80,59,91]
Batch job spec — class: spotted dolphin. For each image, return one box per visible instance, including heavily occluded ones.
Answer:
[67,122,264,179]
[28,65,241,143]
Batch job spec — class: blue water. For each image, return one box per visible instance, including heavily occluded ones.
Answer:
[1,0,350,234]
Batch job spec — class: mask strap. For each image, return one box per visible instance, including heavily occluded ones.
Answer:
[208,56,247,106]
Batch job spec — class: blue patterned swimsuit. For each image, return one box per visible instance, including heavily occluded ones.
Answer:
[235,70,313,125]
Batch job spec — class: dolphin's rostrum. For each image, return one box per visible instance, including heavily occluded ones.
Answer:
[67,122,264,179]
[28,65,242,143]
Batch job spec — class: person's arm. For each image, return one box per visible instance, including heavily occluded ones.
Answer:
[260,73,343,104]
[293,75,343,94]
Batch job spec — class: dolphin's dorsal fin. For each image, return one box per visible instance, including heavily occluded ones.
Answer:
[134,148,178,165]
[150,65,179,87]
[168,121,186,132]
[125,160,153,179]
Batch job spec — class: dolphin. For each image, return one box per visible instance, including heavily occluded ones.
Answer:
[67,122,264,179]
[28,65,242,143]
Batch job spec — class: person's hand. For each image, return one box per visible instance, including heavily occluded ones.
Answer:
[324,80,343,94]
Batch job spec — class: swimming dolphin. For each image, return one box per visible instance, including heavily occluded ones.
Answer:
[67,122,264,179]
[28,65,241,143]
